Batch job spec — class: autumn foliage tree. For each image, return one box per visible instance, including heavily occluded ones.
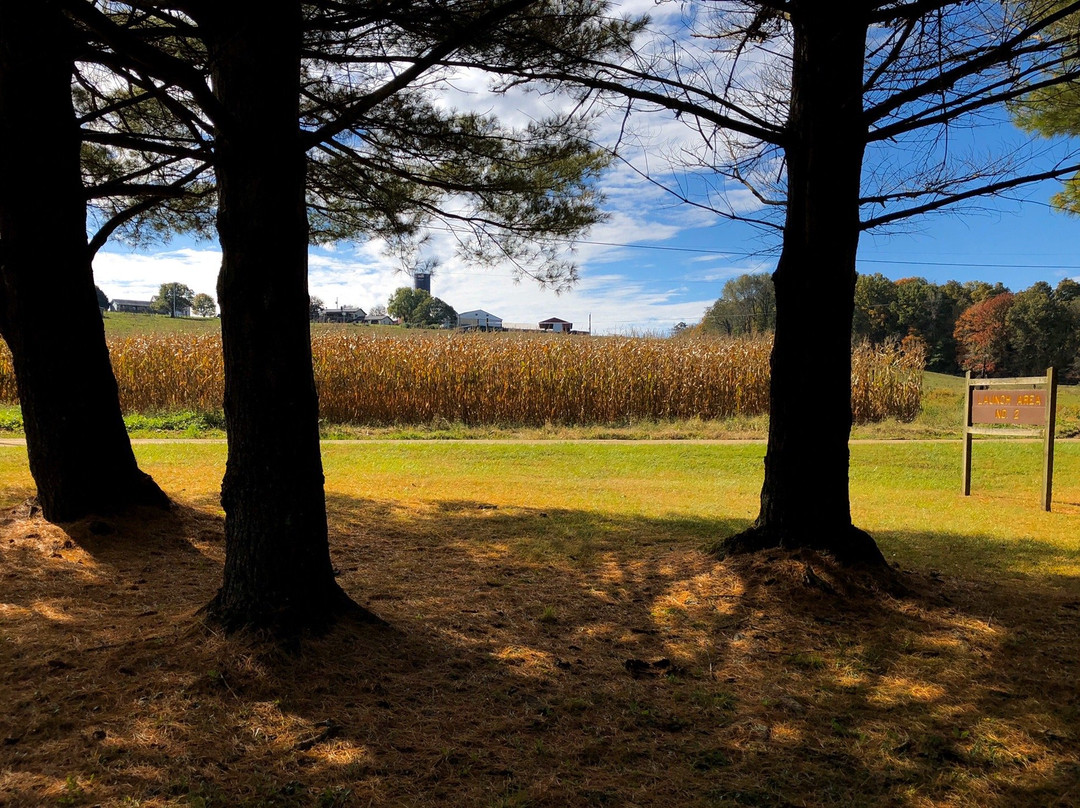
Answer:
[853,275,1014,371]
[954,293,1014,376]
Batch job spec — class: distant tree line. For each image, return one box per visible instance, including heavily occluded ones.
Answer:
[700,272,1080,379]
[699,273,777,337]
[854,274,1080,378]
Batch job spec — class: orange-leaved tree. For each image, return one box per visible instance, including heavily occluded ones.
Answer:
[954,292,1014,376]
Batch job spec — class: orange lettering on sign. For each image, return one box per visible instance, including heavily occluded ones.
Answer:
[970,386,1048,426]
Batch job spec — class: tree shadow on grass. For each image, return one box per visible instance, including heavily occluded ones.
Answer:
[2,497,1079,807]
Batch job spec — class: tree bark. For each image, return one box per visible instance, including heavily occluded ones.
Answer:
[0,1,168,522]
[718,6,885,565]
[203,3,368,631]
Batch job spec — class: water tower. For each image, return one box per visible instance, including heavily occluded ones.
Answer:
[413,271,432,294]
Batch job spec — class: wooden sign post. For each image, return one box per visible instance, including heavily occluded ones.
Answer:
[962,368,1057,511]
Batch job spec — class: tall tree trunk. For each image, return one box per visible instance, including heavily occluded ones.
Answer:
[204,3,365,630]
[0,1,168,522]
[718,7,884,565]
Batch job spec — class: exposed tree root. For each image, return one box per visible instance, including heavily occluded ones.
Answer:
[715,523,885,564]
[713,523,907,596]
[203,581,389,640]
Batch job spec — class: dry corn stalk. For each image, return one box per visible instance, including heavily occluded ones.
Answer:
[0,331,923,425]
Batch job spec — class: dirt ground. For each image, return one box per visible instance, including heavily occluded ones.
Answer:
[1,501,1078,807]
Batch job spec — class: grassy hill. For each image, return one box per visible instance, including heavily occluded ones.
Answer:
[102,311,221,338]
[850,371,1080,441]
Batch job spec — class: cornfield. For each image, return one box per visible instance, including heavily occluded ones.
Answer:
[0,331,923,425]
[110,334,225,414]
[851,338,926,422]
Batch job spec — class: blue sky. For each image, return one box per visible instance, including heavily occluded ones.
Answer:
[95,164,1080,335]
[859,187,1080,291]
[91,3,1080,333]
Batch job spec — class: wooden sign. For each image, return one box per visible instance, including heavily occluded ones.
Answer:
[962,369,1057,511]
[970,390,1048,426]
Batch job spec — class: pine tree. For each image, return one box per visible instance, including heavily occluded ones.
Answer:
[59,0,632,630]
[0,1,167,522]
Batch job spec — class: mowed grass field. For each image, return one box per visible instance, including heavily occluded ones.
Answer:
[1,439,1079,806]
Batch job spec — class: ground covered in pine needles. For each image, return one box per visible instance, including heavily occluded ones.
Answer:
[2,495,1078,807]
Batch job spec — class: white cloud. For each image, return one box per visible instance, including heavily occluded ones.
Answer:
[94,248,221,302]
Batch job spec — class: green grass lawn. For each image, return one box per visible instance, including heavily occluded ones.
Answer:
[101,310,221,337]
[3,439,1076,583]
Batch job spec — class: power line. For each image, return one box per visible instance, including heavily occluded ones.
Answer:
[517,232,1080,271]
[392,221,1080,272]
[859,258,1080,270]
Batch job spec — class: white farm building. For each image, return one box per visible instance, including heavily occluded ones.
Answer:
[458,309,503,331]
